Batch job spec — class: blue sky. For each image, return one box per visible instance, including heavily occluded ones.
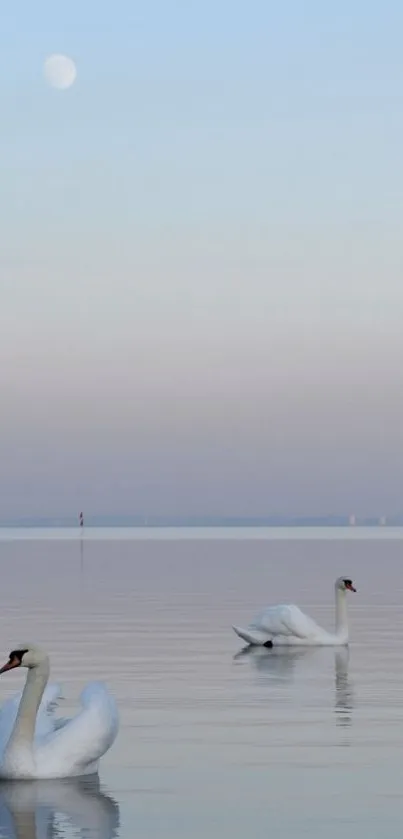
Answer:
[1,1,403,518]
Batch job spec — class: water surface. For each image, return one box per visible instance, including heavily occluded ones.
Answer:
[0,531,402,838]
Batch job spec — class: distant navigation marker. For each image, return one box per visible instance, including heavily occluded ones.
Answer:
[79,512,84,571]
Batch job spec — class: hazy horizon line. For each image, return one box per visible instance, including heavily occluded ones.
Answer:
[0,513,401,528]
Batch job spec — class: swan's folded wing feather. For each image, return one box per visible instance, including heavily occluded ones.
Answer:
[53,716,70,731]
[252,604,321,639]
[0,683,63,756]
[35,683,64,740]
[35,682,118,777]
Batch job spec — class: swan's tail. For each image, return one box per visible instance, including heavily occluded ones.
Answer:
[232,625,273,646]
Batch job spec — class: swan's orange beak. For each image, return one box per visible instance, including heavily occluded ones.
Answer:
[346,582,356,592]
[0,656,21,674]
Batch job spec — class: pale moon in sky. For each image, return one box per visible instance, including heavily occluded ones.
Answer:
[44,54,77,90]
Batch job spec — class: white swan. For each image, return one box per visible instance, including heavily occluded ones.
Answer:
[0,644,118,780]
[232,577,356,646]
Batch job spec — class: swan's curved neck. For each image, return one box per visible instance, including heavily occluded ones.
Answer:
[335,587,348,641]
[8,661,49,750]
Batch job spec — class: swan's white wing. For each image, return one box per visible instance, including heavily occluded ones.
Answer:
[0,683,63,757]
[35,684,65,740]
[252,604,322,639]
[232,624,273,645]
[35,682,118,778]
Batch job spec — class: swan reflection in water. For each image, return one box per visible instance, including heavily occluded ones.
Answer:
[334,647,353,728]
[233,644,319,682]
[234,645,353,726]
[0,775,120,839]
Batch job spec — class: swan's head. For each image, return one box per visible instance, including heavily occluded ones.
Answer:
[0,644,49,674]
[335,577,356,593]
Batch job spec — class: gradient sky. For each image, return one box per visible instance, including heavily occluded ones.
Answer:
[2,1,403,519]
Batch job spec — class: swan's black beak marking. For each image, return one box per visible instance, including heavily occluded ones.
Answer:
[0,649,27,674]
[344,580,356,592]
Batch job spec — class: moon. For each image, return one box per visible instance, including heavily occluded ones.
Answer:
[44,54,77,90]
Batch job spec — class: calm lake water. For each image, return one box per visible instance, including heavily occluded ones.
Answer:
[0,528,403,838]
